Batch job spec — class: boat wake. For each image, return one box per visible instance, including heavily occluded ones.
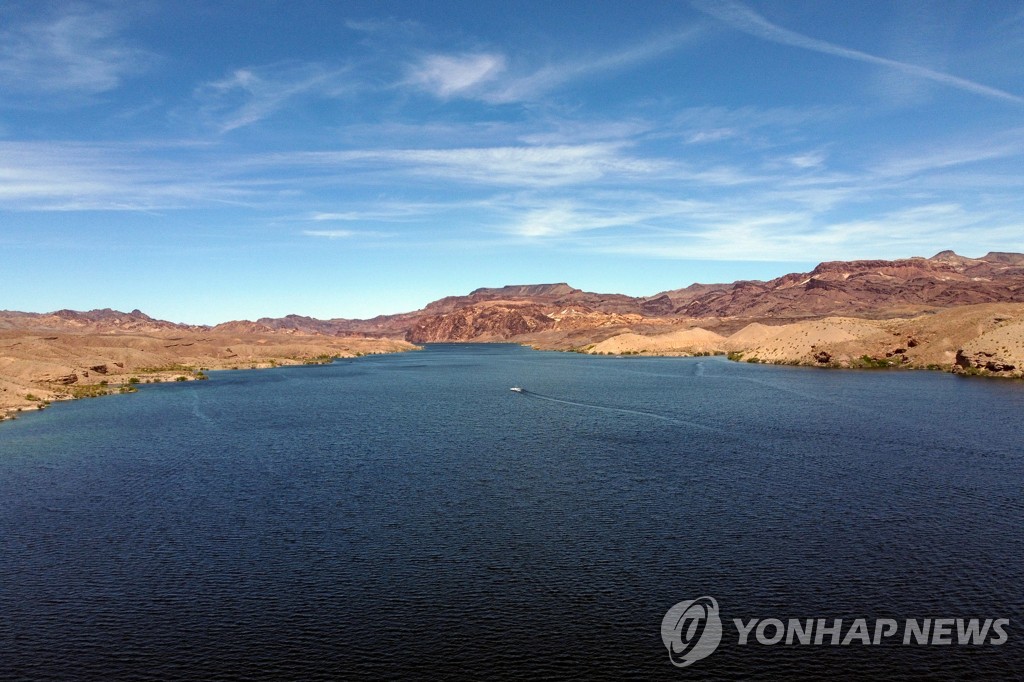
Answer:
[510,388,725,435]
[189,388,217,427]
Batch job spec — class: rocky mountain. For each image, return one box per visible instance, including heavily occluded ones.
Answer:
[0,308,196,333]
[247,311,424,338]
[418,282,679,316]
[673,252,1024,319]
[4,250,1023,343]
[396,250,1024,341]
[407,301,645,343]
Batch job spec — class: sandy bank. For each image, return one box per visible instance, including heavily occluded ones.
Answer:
[525,303,1024,379]
[0,331,417,422]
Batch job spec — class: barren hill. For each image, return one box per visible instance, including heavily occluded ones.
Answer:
[675,253,1024,320]
[0,324,416,421]
[251,250,1024,343]
[389,250,1024,342]
[565,303,1024,378]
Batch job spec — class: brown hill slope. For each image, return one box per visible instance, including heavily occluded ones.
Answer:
[0,328,416,420]
[0,308,198,333]
[391,250,1024,342]
[196,250,1020,344]
[676,252,1024,319]
[722,303,1024,376]
[554,303,1024,378]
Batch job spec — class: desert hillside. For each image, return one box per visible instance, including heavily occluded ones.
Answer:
[0,323,416,421]
[583,327,726,355]
[555,303,1023,378]
[223,251,1024,342]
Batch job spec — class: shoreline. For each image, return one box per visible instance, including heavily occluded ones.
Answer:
[536,346,1023,379]
[0,333,419,424]
[518,303,1024,380]
[5,300,1024,423]
[5,338,1022,426]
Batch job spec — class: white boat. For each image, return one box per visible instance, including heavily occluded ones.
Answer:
[510,387,523,392]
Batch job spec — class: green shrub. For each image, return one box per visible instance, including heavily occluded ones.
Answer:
[71,385,110,399]
[137,363,194,374]
[855,355,892,369]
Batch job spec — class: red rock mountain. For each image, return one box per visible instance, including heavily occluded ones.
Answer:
[402,251,1024,340]
[4,251,1023,342]
[0,308,196,333]
[675,252,1024,319]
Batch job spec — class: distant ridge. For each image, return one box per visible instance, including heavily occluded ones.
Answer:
[981,251,1024,265]
[3,250,1023,342]
[468,283,579,298]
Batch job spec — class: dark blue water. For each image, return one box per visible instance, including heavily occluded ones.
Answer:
[1,344,1021,680]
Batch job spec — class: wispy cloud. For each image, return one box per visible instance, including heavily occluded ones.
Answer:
[302,229,356,238]
[6,101,1021,266]
[404,25,703,104]
[302,229,394,239]
[0,140,265,210]
[663,105,843,152]
[785,151,828,169]
[310,212,366,222]
[344,17,420,36]
[580,200,1024,263]
[265,143,670,187]
[872,128,1024,177]
[0,4,154,100]
[194,62,355,132]
[305,202,473,222]
[482,26,704,103]
[686,128,737,144]
[693,0,1024,105]
[406,53,506,98]
[512,205,635,238]
[478,122,1024,262]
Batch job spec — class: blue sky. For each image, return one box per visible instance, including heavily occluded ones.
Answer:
[2,1,1023,324]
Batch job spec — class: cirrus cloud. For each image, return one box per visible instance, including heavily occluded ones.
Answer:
[406,52,506,98]
[0,4,155,101]
[694,0,1024,105]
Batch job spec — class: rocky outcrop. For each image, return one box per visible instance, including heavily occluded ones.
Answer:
[674,252,1024,320]
[981,252,1024,265]
[954,349,1017,374]
[408,303,557,342]
[211,321,277,335]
